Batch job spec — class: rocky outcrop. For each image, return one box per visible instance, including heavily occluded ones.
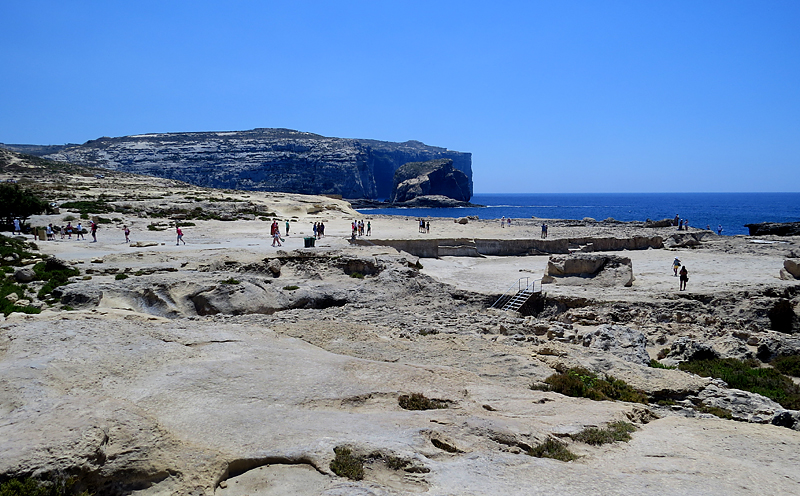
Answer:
[581,324,650,366]
[35,129,472,200]
[745,221,800,236]
[541,254,634,287]
[781,259,800,280]
[390,159,471,202]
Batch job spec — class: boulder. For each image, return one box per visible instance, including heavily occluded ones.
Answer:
[784,259,800,279]
[664,232,704,248]
[391,159,471,203]
[13,268,36,283]
[542,254,634,287]
[696,383,797,427]
[455,217,469,224]
[44,257,74,272]
[582,324,651,366]
[267,258,282,277]
[665,337,719,362]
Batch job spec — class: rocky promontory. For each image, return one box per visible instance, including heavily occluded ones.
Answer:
[745,221,800,236]
[390,158,471,203]
[5,129,472,200]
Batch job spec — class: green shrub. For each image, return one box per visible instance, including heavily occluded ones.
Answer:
[330,447,364,480]
[33,261,80,299]
[772,355,800,377]
[571,421,637,445]
[220,278,240,285]
[115,273,128,280]
[543,367,648,404]
[527,438,577,462]
[398,393,449,410]
[0,475,89,496]
[679,358,800,410]
[349,272,364,279]
[283,285,299,291]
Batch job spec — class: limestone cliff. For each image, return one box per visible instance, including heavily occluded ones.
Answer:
[391,159,471,202]
[22,129,472,199]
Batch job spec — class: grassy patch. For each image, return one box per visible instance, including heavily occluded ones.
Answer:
[679,358,800,410]
[418,329,439,336]
[349,272,364,279]
[697,403,734,420]
[542,367,649,404]
[329,447,364,481]
[114,273,128,280]
[282,285,299,291]
[220,278,240,285]
[772,355,800,377]
[398,393,449,410]
[527,438,578,462]
[571,421,637,445]
[59,199,115,214]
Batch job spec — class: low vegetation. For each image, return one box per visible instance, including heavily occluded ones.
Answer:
[571,421,637,445]
[679,358,800,410]
[282,285,299,291]
[220,278,240,285]
[0,476,89,496]
[649,359,676,369]
[772,355,800,377]
[33,260,80,300]
[538,367,649,404]
[114,273,128,280]
[398,392,449,410]
[329,447,364,480]
[349,272,364,279]
[696,402,734,420]
[526,438,578,462]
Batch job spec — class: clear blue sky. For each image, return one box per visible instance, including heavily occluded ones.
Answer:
[2,1,798,193]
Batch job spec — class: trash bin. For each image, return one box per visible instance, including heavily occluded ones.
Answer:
[37,229,46,241]
[304,237,315,248]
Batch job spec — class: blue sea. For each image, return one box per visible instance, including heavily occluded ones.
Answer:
[357,193,800,236]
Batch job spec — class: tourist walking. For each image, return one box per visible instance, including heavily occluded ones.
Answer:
[12,218,20,235]
[65,222,73,239]
[426,221,430,234]
[679,266,688,291]
[76,222,85,240]
[672,257,681,276]
[46,224,54,241]
[366,221,371,236]
[176,226,185,245]
[285,220,290,236]
[90,221,98,242]
[123,225,131,243]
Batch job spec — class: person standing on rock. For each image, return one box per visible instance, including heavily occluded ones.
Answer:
[176,225,185,245]
[717,224,723,235]
[679,265,688,291]
[672,257,681,276]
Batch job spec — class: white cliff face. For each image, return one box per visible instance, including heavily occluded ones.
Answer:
[43,128,473,199]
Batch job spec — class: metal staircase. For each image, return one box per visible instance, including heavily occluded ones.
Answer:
[490,277,541,312]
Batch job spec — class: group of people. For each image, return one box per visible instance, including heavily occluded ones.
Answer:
[673,214,690,230]
[418,219,430,233]
[672,257,689,291]
[540,223,549,238]
[269,220,282,247]
[352,220,370,237]
[312,221,325,239]
[500,216,512,228]
[43,221,99,242]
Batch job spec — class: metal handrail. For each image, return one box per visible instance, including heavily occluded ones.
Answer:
[491,277,538,309]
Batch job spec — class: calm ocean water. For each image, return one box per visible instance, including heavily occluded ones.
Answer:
[357,193,800,236]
